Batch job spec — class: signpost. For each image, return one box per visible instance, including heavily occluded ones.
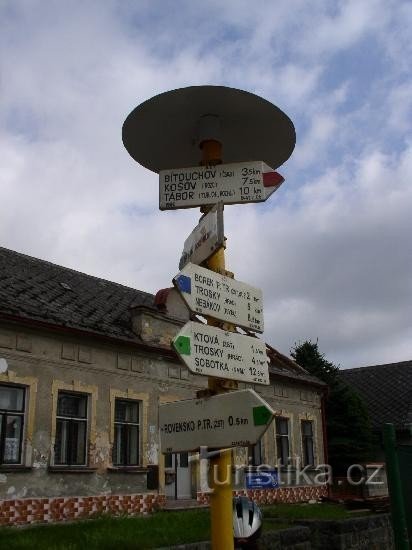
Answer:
[159,389,275,453]
[173,321,269,385]
[174,263,264,332]
[179,203,224,269]
[123,86,296,550]
[159,160,284,210]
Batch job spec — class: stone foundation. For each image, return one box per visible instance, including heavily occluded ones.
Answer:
[197,484,329,505]
[0,493,165,526]
[0,485,329,527]
[161,515,394,550]
[292,514,394,549]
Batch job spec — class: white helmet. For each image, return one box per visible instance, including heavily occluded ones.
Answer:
[233,496,262,543]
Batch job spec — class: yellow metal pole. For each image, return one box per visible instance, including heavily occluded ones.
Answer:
[209,448,233,549]
[201,139,234,550]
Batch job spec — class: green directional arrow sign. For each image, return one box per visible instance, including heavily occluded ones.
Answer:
[173,335,191,355]
[159,389,275,453]
[253,405,273,426]
[172,321,270,385]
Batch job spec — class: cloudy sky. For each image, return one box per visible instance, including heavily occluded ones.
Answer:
[1,0,411,368]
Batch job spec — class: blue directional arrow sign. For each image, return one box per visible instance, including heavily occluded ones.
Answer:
[173,263,264,332]
[175,274,192,294]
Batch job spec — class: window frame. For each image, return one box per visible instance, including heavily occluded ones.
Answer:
[112,397,141,467]
[0,384,26,466]
[54,390,89,467]
[179,452,189,468]
[275,416,290,467]
[164,453,173,469]
[301,420,315,467]
[248,439,263,467]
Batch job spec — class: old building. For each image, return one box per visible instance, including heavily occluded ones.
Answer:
[341,361,412,458]
[0,246,327,526]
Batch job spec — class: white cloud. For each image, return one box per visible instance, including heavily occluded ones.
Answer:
[294,0,390,59]
[387,81,412,132]
[226,143,412,366]
[295,113,338,167]
[0,0,411,369]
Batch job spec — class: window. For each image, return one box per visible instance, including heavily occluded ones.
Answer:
[179,452,188,468]
[274,386,289,398]
[0,385,25,465]
[275,417,290,466]
[248,440,263,466]
[113,399,140,466]
[55,392,88,466]
[301,420,315,466]
[163,453,188,469]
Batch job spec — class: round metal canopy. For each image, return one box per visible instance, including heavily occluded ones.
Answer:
[122,86,296,173]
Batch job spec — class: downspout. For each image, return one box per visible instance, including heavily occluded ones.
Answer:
[320,388,330,498]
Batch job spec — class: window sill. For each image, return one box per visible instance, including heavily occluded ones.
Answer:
[0,466,32,473]
[107,466,149,474]
[48,466,98,473]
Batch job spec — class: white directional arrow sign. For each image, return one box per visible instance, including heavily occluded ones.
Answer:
[173,321,269,385]
[159,160,284,210]
[173,263,264,332]
[179,203,224,270]
[159,389,275,453]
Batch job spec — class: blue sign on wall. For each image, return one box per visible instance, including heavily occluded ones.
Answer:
[245,470,279,490]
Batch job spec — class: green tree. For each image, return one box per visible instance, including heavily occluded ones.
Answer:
[291,340,373,474]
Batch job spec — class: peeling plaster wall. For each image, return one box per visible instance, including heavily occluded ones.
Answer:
[255,382,325,473]
[0,321,324,501]
[0,321,204,499]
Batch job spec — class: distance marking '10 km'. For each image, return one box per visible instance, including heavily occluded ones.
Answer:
[159,160,284,210]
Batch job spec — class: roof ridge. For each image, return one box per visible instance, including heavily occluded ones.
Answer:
[343,360,412,372]
[0,245,154,297]
[341,360,412,429]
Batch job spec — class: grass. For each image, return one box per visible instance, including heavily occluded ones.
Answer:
[0,510,210,550]
[0,503,365,549]
[263,502,358,521]
[262,520,291,532]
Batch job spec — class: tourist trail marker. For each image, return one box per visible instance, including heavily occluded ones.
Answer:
[173,321,269,385]
[179,203,224,270]
[159,160,284,210]
[123,85,296,550]
[159,389,275,453]
[174,263,263,332]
